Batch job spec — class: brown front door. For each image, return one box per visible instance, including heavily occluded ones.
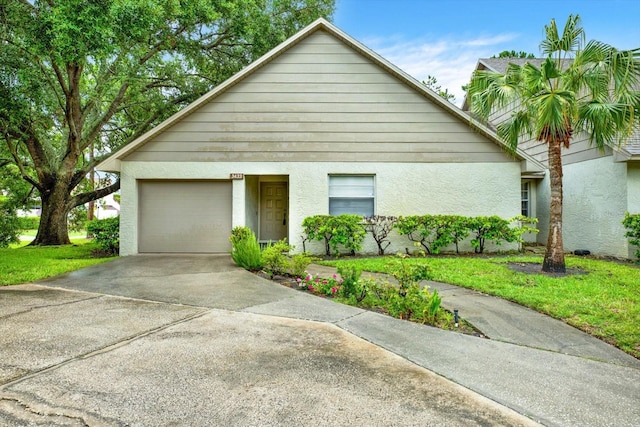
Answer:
[260,182,288,242]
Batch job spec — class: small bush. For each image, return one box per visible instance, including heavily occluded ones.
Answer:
[86,217,119,255]
[290,252,316,278]
[297,273,342,296]
[229,226,262,271]
[364,215,398,255]
[510,215,539,252]
[468,216,518,253]
[622,212,640,260]
[302,214,366,256]
[261,239,292,278]
[0,204,21,248]
[385,254,431,294]
[336,265,362,298]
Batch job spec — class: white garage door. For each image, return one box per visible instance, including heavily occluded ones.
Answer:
[138,180,232,253]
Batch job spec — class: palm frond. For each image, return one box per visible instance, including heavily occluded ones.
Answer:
[532,90,576,146]
[467,69,519,121]
[496,109,532,153]
[577,101,633,149]
[540,14,584,56]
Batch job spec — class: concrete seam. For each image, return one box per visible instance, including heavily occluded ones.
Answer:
[0,295,103,321]
[0,308,210,390]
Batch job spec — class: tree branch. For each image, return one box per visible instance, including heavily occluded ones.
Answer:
[68,179,121,210]
[81,81,129,151]
[5,137,43,192]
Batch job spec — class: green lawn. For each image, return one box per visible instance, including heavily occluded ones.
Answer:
[322,255,640,359]
[1,239,115,286]
[19,229,87,238]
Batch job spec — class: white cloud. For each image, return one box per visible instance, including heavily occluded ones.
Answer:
[362,33,520,107]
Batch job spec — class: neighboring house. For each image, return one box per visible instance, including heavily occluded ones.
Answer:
[463,58,640,259]
[97,19,544,256]
[94,193,120,220]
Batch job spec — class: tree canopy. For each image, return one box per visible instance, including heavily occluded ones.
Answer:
[467,14,640,272]
[0,0,335,245]
[491,50,535,59]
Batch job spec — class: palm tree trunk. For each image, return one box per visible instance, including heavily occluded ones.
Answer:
[542,141,566,273]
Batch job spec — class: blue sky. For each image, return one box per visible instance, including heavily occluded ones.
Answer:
[333,0,640,105]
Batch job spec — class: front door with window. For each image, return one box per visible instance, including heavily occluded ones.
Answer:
[260,182,288,242]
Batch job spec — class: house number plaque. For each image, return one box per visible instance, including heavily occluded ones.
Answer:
[230,173,244,180]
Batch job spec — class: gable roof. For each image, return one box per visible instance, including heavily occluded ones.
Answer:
[98,18,544,173]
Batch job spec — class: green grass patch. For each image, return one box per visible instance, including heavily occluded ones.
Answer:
[0,240,115,286]
[19,229,87,238]
[322,255,640,359]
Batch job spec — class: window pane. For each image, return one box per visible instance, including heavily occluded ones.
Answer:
[329,176,374,198]
[521,182,530,216]
[329,175,375,216]
[329,198,374,216]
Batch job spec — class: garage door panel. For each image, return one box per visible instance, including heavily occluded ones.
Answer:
[138,181,232,253]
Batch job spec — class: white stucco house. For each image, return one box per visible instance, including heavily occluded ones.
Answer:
[463,58,640,259]
[97,19,544,256]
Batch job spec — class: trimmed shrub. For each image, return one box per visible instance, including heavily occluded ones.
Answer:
[468,215,518,254]
[302,214,366,256]
[229,226,262,271]
[622,212,640,260]
[86,217,119,255]
[395,214,461,254]
[364,215,398,255]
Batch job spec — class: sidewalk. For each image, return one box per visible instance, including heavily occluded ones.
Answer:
[305,263,640,368]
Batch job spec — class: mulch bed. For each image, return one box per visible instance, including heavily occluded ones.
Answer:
[507,262,588,277]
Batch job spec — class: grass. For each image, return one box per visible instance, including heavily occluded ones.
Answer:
[19,229,87,238]
[1,239,115,286]
[322,255,640,359]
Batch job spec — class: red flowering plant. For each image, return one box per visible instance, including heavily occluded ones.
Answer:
[297,273,343,296]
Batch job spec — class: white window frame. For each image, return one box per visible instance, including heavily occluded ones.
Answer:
[328,175,375,217]
[521,181,530,217]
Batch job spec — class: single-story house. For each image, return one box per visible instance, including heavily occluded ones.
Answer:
[98,18,544,256]
[463,58,640,259]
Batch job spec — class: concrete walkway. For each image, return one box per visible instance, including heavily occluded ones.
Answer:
[0,255,638,426]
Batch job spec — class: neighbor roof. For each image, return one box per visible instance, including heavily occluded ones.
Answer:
[97,18,544,173]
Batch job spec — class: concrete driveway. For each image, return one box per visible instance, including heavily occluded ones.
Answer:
[0,255,535,426]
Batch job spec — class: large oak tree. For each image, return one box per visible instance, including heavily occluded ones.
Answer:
[0,0,334,245]
[467,15,640,272]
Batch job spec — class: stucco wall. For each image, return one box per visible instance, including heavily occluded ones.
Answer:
[560,156,629,258]
[119,161,521,256]
[627,164,640,259]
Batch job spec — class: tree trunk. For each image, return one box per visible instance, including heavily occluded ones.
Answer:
[542,141,566,273]
[31,180,72,246]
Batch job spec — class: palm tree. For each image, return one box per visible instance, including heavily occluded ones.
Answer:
[467,14,640,273]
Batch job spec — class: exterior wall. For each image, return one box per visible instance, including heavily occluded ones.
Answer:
[125,31,511,165]
[628,164,640,213]
[627,164,640,258]
[560,156,629,257]
[245,175,260,234]
[118,161,521,256]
